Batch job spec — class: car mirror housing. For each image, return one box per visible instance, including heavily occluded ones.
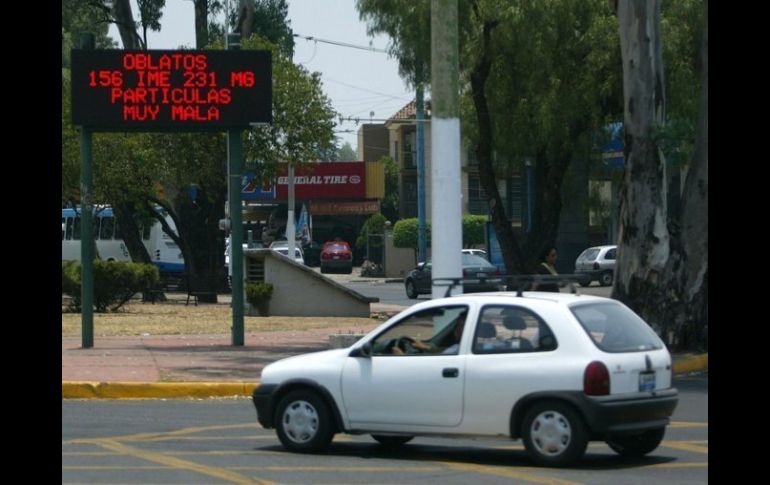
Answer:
[349,342,372,358]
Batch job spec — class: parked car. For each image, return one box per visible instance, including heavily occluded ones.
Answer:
[405,253,503,299]
[461,248,488,259]
[319,241,353,274]
[224,240,264,269]
[574,245,617,287]
[251,292,678,467]
[269,240,305,265]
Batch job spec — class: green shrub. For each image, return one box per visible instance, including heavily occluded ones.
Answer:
[245,282,274,316]
[62,260,160,312]
[356,212,387,249]
[393,216,488,250]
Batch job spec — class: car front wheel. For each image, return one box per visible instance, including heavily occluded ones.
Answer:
[522,401,588,467]
[606,428,665,457]
[275,390,334,453]
[405,279,418,299]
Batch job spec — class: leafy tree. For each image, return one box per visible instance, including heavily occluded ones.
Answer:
[137,0,166,48]
[240,36,337,179]
[379,155,400,222]
[62,0,118,69]
[232,0,295,57]
[338,142,357,161]
[358,0,622,274]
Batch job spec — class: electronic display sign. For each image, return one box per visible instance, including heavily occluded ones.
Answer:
[71,50,272,131]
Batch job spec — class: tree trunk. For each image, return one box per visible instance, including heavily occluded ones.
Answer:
[194,0,210,49]
[112,202,167,303]
[469,18,527,276]
[111,0,142,49]
[660,0,708,350]
[172,189,226,304]
[236,0,255,39]
[612,0,671,332]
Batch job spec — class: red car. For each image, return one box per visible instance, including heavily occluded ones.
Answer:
[320,241,353,274]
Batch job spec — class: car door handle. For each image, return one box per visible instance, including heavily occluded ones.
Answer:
[442,368,459,378]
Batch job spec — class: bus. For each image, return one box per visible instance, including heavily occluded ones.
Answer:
[61,206,185,281]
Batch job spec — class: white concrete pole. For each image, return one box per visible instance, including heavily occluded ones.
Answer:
[431,0,463,298]
[287,164,296,257]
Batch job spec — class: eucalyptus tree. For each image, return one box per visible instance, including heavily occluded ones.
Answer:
[239,36,336,178]
[612,0,707,350]
[232,0,295,57]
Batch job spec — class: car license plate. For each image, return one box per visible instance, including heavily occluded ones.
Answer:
[333,255,340,260]
[639,371,655,391]
[476,272,487,279]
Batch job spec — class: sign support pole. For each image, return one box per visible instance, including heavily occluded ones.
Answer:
[79,33,95,348]
[227,33,245,346]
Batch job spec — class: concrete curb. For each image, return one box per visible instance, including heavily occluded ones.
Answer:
[62,381,258,399]
[62,353,707,399]
[672,353,708,376]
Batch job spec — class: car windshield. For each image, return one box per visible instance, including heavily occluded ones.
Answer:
[570,302,664,353]
[579,248,600,261]
[461,253,494,267]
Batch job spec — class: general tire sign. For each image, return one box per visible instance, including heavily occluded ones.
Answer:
[71,50,272,131]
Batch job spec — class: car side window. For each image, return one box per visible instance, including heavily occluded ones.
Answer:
[371,305,468,356]
[472,305,557,354]
[605,248,616,260]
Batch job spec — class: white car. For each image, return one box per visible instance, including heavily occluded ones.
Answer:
[268,241,305,265]
[252,291,678,466]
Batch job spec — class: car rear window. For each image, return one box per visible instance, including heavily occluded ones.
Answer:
[570,302,663,353]
[325,244,349,251]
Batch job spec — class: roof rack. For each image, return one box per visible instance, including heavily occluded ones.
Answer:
[431,274,587,298]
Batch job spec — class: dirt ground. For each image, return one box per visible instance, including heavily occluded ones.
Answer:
[62,299,385,337]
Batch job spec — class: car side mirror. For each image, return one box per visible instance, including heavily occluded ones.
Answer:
[349,342,372,358]
[417,262,426,271]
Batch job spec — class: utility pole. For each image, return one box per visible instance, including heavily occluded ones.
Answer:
[430,0,463,298]
[416,81,427,263]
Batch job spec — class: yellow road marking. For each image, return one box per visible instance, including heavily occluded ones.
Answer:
[644,462,708,469]
[669,421,708,428]
[231,466,442,472]
[661,440,708,454]
[91,438,273,484]
[441,461,583,485]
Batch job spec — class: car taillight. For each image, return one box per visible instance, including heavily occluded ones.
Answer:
[584,361,610,396]
[593,262,600,270]
[321,253,330,260]
[341,253,351,260]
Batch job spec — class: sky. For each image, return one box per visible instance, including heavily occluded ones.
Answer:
[107,0,415,151]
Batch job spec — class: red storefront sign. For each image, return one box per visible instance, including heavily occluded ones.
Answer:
[310,200,381,215]
[276,163,365,199]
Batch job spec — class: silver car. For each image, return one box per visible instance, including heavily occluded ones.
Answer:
[575,245,617,287]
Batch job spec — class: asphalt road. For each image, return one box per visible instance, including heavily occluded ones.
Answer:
[323,269,614,308]
[62,375,707,484]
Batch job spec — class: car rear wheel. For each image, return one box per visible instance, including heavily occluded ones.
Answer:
[371,435,414,446]
[405,279,418,299]
[522,401,588,467]
[275,390,334,453]
[600,271,613,286]
[606,427,665,457]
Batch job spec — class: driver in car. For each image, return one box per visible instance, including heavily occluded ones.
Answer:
[392,316,465,355]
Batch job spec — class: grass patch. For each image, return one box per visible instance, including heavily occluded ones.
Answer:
[61,301,383,337]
